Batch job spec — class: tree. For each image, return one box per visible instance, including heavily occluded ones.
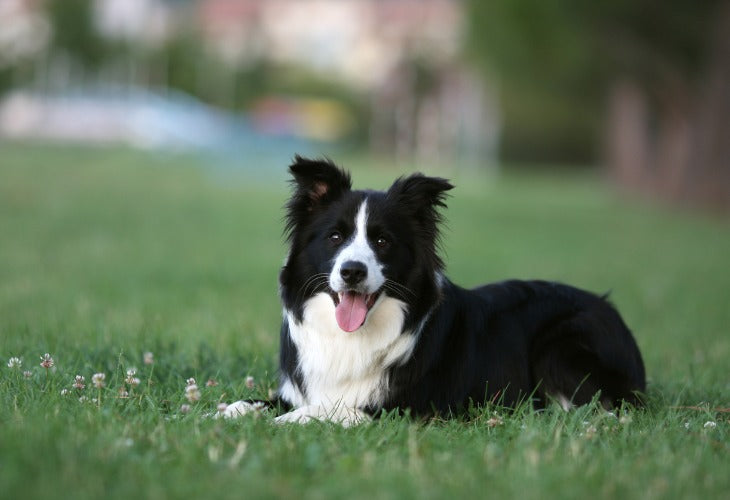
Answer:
[45,0,108,69]
[467,0,730,210]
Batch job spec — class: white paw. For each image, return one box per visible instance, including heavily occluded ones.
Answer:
[274,405,371,427]
[216,400,267,419]
[274,407,317,425]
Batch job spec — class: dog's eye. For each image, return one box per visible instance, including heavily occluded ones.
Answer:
[329,232,343,245]
[376,236,389,249]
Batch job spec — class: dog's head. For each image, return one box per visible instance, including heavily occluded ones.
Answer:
[280,156,453,332]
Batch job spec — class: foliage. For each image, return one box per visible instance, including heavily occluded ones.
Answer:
[466,0,724,163]
[44,0,109,69]
[1,144,729,499]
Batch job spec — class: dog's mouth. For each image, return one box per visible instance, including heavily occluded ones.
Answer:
[330,290,381,332]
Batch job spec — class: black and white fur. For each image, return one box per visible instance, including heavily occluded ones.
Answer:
[223,157,646,425]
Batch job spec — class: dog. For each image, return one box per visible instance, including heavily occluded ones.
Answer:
[223,156,646,425]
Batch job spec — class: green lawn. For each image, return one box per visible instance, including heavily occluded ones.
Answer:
[1,143,728,499]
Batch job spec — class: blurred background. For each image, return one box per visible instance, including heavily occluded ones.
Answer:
[2,7,729,494]
[2,1,730,439]
[1,0,728,211]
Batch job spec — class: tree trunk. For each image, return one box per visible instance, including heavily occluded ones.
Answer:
[605,79,650,192]
[605,2,730,213]
[688,2,730,211]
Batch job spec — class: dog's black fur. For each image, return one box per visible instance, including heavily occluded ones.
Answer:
[254,157,645,421]
[383,279,646,413]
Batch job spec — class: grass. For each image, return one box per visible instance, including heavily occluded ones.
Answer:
[1,142,728,499]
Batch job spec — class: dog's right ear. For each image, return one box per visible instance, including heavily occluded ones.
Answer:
[288,155,352,209]
[285,156,352,240]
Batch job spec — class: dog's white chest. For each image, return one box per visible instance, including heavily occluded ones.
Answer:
[283,292,415,409]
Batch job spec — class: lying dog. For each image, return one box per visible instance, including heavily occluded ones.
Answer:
[224,157,646,425]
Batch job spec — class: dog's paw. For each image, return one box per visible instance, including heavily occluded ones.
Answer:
[274,407,317,425]
[274,405,371,427]
[216,400,267,419]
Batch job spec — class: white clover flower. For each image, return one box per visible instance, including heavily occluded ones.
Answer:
[486,416,503,428]
[245,376,255,389]
[73,375,85,390]
[119,438,134,448]
[185,384,201,403]
[206,379,218,387]
[7,357,22,369]
[143,352,154,365]
[60,388,69,396]
[118,388,129,398]
[91,372,106,388]
[186,377,196,387]
[23,370,32,378]
[704,421,717,429]
[125,368,140,386]
[40,353,54,369]
[180,404,191,414]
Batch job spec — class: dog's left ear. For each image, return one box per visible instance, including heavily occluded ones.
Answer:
[288,155,352,210]
[388,174,453,270]
[387,173,454,215]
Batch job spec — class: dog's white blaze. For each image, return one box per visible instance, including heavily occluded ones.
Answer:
[284,291,415,413]
[329,199,385,294]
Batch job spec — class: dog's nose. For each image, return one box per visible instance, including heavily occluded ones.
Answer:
[340,260,367,285]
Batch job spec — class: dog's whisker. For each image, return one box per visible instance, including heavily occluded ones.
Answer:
[302,279,330,299]
[300,273,329,290]
[298,273,331,299]
[310,281,330,294]
[300,275,324,294]
[382,283,410,302]
[384,279,415,297]
[385,278,414,293]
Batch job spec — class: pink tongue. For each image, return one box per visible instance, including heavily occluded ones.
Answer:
[335,292,369,332]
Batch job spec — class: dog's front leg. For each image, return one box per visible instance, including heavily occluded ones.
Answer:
[274,405,371,427]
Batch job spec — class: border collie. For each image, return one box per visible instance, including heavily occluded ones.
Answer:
[223,156,646,425]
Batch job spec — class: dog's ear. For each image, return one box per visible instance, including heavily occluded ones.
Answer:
[388,174,453,271]
[288,155,352,209]
[285,156,352,240]
[387,173,453,215]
